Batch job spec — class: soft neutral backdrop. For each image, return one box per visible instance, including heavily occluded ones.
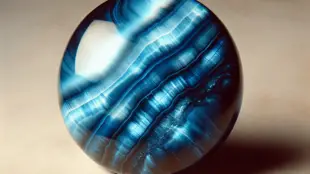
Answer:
[1,0,310,174]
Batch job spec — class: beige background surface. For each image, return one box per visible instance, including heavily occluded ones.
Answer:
[1,0,310,173]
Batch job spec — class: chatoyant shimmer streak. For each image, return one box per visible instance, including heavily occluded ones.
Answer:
[59,0,242,173]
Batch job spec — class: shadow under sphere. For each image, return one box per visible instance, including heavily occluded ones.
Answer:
[176,137,302,174]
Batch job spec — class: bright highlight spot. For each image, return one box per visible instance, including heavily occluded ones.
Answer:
[75,20,127,81]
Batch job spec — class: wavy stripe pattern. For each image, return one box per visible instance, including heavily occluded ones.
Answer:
[59,0,242,173]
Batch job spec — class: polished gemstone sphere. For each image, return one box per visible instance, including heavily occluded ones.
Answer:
[59,0,242,173]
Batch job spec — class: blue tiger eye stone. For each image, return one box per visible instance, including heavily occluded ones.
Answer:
[59,0,243,173]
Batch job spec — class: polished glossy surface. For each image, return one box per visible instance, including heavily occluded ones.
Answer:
[59,0,242,173]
